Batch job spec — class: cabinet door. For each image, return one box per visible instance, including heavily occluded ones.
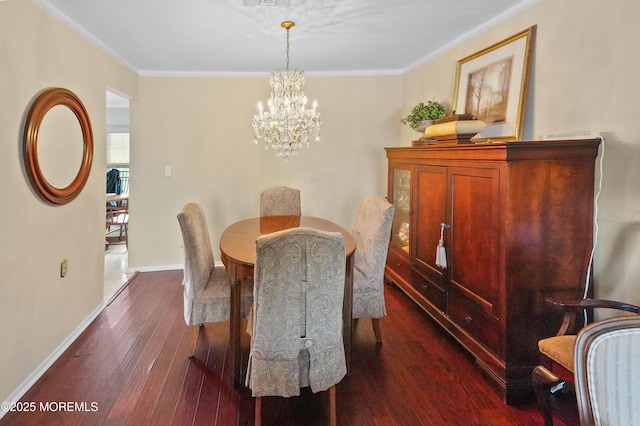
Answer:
[448,166,500,317]
[389,165,412,257]
[413,165,447,280]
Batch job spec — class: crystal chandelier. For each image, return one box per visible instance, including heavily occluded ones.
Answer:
[252,21,321,161]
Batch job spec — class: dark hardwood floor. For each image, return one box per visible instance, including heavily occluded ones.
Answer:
[0,271,579,425]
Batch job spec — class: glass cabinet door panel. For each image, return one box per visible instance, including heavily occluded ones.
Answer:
[391,167,411,256]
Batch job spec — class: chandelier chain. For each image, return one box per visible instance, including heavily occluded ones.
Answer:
[285,26,290,73]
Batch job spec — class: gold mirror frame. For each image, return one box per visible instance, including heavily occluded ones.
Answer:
[23,87,93,205]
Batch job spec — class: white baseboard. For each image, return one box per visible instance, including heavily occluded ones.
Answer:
[0,302,106,420]
[127,263,183,273]
[127,262,224,273]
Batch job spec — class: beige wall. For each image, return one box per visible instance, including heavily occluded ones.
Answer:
[401,0,640,308]
[0,0,137,403]
[128,75,402,268]
[2,0,639,409]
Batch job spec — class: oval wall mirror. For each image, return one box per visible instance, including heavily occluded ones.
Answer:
[23,87,94,205]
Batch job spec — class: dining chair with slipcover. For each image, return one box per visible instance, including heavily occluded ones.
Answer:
[532,297,640,425]
[260,186,301,217]
[574,315,640,426]
[177,202,253,356]
[351,195,395,342]
[246,227,346,426]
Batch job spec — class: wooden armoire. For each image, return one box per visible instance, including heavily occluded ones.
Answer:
[384,139,601,404]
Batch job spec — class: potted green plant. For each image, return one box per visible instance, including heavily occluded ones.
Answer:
[401,100,446,132]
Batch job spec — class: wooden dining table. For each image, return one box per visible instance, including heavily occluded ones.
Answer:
[106,193,128,204]
[219,215,356,386]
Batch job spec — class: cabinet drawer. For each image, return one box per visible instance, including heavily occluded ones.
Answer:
[448,291,499,354]
[411,272,446,311]
[386,248,411,282]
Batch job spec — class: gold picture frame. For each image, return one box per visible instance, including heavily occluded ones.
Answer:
[452,25,536,142]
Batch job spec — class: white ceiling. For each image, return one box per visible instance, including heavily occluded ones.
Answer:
[36,0,538,77]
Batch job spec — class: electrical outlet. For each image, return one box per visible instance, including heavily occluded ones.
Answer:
[60,259,67,277]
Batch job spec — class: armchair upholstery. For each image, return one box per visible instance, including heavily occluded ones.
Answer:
[260,186,301,216]
[246,227,346,425]
[351,195,394,342]
[532,297,640,426]
[574,316,640,426]
[177,203,253,354]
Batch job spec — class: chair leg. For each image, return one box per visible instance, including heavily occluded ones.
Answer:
[254,388,333,425]
[328,385,336,426]
[532,365,562,426]
[372,318,382,343]
[189,324,201,357]
[254,396,262,426]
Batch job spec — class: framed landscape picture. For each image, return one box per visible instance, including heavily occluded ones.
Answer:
[452,25,536,142]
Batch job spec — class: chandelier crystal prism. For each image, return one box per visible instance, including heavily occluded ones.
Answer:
[252,21,321,161]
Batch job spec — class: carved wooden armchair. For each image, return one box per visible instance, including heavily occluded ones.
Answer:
[574,315,640,425]
[532,297,640,426]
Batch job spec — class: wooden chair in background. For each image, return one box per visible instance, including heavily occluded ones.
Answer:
[106,198,129,248]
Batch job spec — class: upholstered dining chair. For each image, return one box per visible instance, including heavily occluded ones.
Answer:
[260,186,301,216]
[246,227,347,426]
[574,315,640,426]
[177,202,253,356]
[532,297,640,426]
[351,195,395,342]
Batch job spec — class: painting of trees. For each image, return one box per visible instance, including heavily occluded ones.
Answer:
[464,56,513,125]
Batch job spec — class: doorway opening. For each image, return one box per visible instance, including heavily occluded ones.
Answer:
[105,90,132,301]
